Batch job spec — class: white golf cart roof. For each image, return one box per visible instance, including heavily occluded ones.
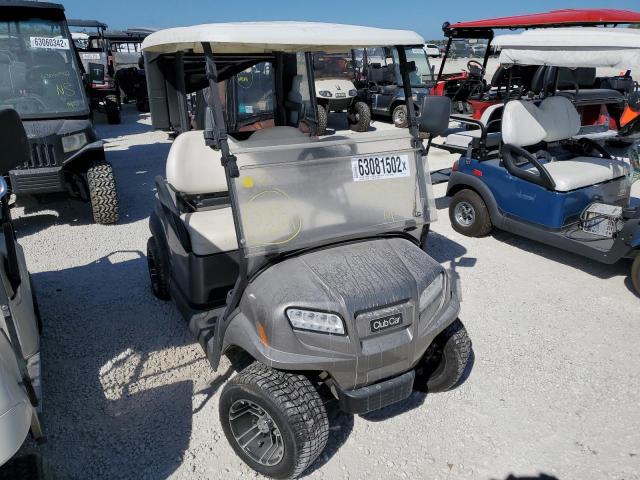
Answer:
[141,21,424,54]
[494,27,640,68]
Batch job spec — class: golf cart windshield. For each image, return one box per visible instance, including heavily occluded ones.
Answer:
[439,38,489,75]
[231,130,434,257]
[0,17,87,118]
[394,46,434,87]
[233,61,275,125]
[313,53,355,81]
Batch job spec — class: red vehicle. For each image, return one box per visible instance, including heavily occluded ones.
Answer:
[434,9,640,130]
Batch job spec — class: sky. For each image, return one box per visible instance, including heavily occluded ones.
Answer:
[58,0,638,40]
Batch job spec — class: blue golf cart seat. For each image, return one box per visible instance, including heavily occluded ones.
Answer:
[502,96,629,192]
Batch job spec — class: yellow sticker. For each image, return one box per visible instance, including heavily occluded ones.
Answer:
[242,176,254,188]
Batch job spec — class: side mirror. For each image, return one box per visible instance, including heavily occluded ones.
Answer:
[0,108,29,177]
[89,63,105,84]
[417,96,451,136]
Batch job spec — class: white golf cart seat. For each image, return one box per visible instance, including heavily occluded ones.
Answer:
[166,128,311,256]
[443,104,503,151]
[502,96,629,192]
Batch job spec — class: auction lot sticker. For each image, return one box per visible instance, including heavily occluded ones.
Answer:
[30,36,69,50]
[351,154,411,182]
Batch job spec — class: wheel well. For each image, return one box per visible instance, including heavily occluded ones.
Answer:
[447,183,478,198]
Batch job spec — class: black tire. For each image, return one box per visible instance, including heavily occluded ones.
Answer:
[631,255,640,296]
[392,104,408,128]
[147,237,170,300]
[449,189,492,237]
[220,363,329,479]
[348,101,371,132]
[415,319,472,393]
[86,160,119,224]
[105,94,121,124]
[316,103,328,136]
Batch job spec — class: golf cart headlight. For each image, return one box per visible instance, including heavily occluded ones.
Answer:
[348,89,357,97]
[319,90,332,98]
[62,132,88,153]
[419,273,445,313]
[286,308,345,335]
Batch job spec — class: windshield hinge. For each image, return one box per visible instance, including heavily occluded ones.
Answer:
[221,154,240,178]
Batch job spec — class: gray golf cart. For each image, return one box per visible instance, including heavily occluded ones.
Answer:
[0,1,119,224]
[0,109,44,469]
[313,52,371,135]
[143,22,471,479]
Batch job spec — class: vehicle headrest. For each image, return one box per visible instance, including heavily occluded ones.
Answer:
[530,66,547,94]
[490,66,505,86]
[502,97,580,147]
[166,130,228,195]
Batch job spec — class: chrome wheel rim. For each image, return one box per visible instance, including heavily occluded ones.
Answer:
[228,399,284,466]
[454,201,475,227]
[393,108,406,126]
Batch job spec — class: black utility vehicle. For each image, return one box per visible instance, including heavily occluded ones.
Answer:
[353,46,434,128]
[106,28,153,112]
[0,2,119,224]
[68,19,121,124]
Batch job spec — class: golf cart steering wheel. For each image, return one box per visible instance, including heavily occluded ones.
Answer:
[466,60,484,79]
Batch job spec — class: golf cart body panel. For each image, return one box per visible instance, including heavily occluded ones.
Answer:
[315,78,357,110]
[223,237,459,391]
[0,108,44,467]
[0,2,107,194]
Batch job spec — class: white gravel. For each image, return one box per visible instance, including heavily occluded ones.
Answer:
[12,105,640,480]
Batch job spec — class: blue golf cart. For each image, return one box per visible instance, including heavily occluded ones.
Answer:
[443,94,640,293]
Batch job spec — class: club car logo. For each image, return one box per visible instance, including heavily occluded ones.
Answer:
[370,313,403,333]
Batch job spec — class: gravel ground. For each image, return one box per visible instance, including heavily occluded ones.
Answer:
[9,105,640,480]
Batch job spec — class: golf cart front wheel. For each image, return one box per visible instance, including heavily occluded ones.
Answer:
[415,319,472,393]
[147,237,170,300]
[348,101,371,132]
[219,363,329,479]
[449,189,492,237]
[392,104,408,128]
[86,160,119,224]
[316,104,328,136]
[631,255,640,295]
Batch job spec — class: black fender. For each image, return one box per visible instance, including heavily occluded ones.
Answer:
[62,140,105,172]
[446,171,505,228]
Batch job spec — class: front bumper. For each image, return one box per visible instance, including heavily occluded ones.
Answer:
[9,140,104,195]
[329,369,415,414]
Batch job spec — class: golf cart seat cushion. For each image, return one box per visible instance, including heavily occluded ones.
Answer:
[502,97,580,147]
[180,207,238,255]
[529,157,629,192]
[166,130,228,195]
[444,129,502,149]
